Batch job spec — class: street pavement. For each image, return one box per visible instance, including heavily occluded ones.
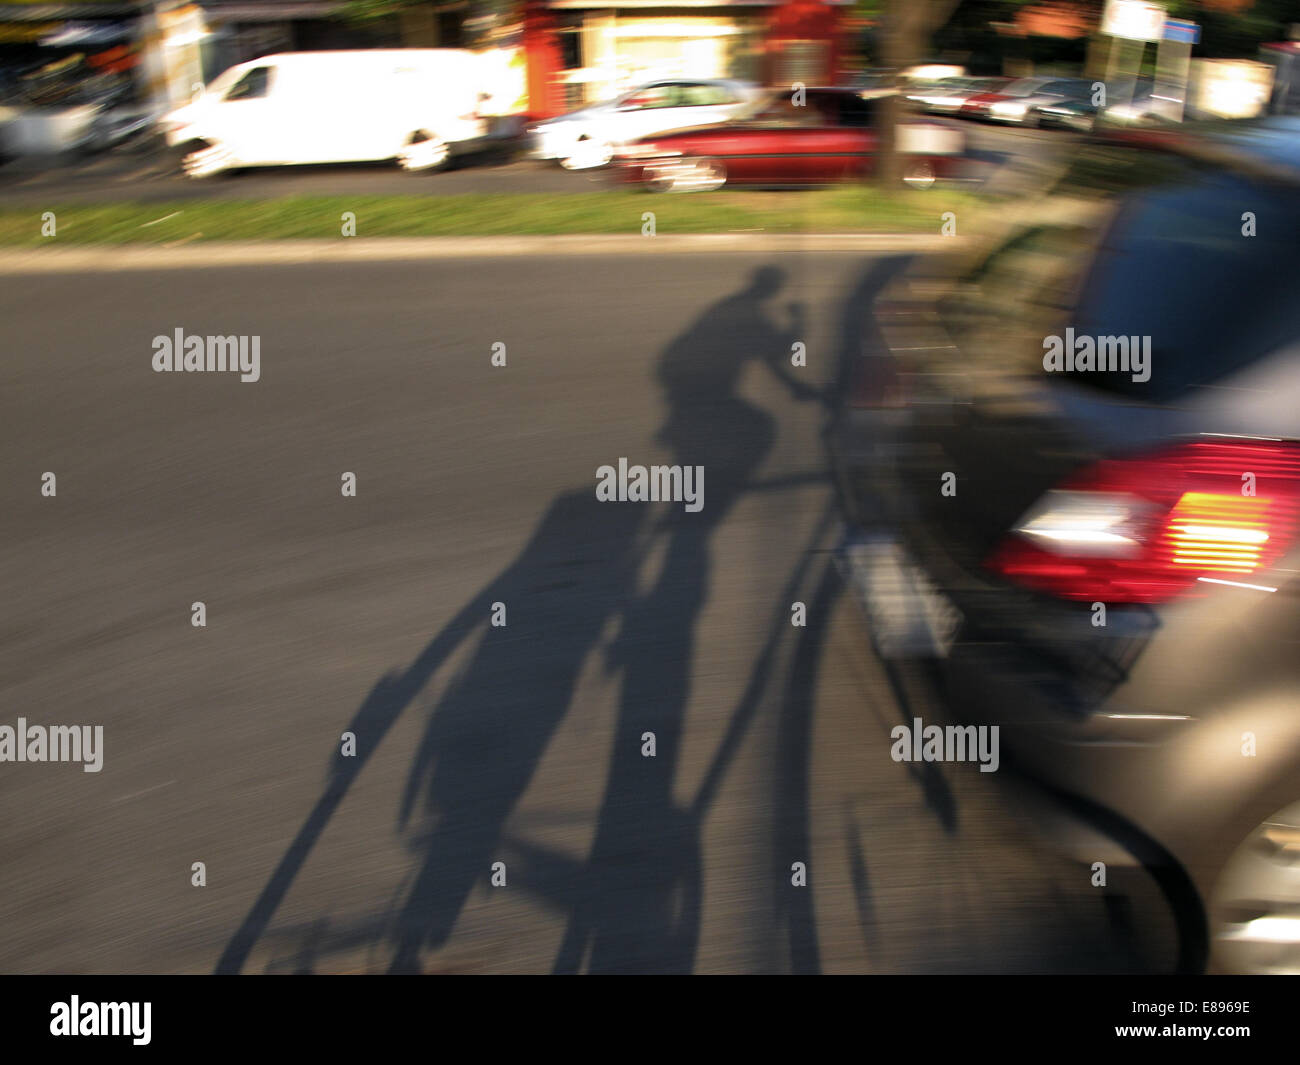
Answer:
[0,248,1174,973]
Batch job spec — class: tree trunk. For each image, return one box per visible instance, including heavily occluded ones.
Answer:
[875,0,960,189]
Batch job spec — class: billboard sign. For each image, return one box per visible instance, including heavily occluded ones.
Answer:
[1102,0,1166,43]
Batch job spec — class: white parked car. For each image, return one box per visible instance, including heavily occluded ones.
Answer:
[161,50,490,178]
[528,79,761,171]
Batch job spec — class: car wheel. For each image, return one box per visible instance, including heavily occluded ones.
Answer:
[560,138,614,171]
[180,139,234,179]
[643,165,674,193]
[901,159,936,190]
[1208,791,1300,973]
[681,157,733,192]
[397,131,450,172]
[644,156,727,193]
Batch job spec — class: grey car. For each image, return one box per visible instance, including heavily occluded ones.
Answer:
[957,75,1095,125]
[833,117,1300,973]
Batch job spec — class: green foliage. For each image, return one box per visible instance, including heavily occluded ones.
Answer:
[863,0,1294,62]
[338,0,429,23]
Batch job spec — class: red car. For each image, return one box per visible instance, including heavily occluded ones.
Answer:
[611,88,964,192]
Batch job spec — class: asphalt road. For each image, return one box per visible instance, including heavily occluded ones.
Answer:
[0,120,1063,205]
[0,249,1173,973]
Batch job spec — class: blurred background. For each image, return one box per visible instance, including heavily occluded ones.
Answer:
[0,0,1296,188]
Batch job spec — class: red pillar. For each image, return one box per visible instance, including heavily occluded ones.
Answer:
[765,0,843,87]
[522,0,566,119]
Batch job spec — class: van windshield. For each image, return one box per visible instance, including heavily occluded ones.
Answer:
[203,66,244,99]
[224,66,273,101]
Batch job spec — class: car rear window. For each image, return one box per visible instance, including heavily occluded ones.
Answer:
[750,94,832,127]
[1004,79,1050,97]
[835,94,878,127]
[1068,169,1300,400]
[937,145,1300,402]
[680,83,737,106]
[1045,79,1092,98]
[622,85,680,109]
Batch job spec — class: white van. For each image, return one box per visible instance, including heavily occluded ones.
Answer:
[161,50,489,177]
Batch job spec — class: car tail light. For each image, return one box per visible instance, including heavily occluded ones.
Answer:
[984,439,1300,603]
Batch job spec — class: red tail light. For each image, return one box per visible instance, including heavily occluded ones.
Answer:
[984,439,1300,603]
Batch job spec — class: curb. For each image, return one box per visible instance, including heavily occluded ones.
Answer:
[0,232,970,273]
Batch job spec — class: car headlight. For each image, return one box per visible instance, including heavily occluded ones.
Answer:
[991,101,1028,117]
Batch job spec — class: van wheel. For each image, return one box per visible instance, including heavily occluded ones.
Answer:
[180,139,234,179]
[398,132,450,173]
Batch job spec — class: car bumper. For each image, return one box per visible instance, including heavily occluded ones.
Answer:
[526,139,555,161]
[163,124,197,148]
[526,127,578,161]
